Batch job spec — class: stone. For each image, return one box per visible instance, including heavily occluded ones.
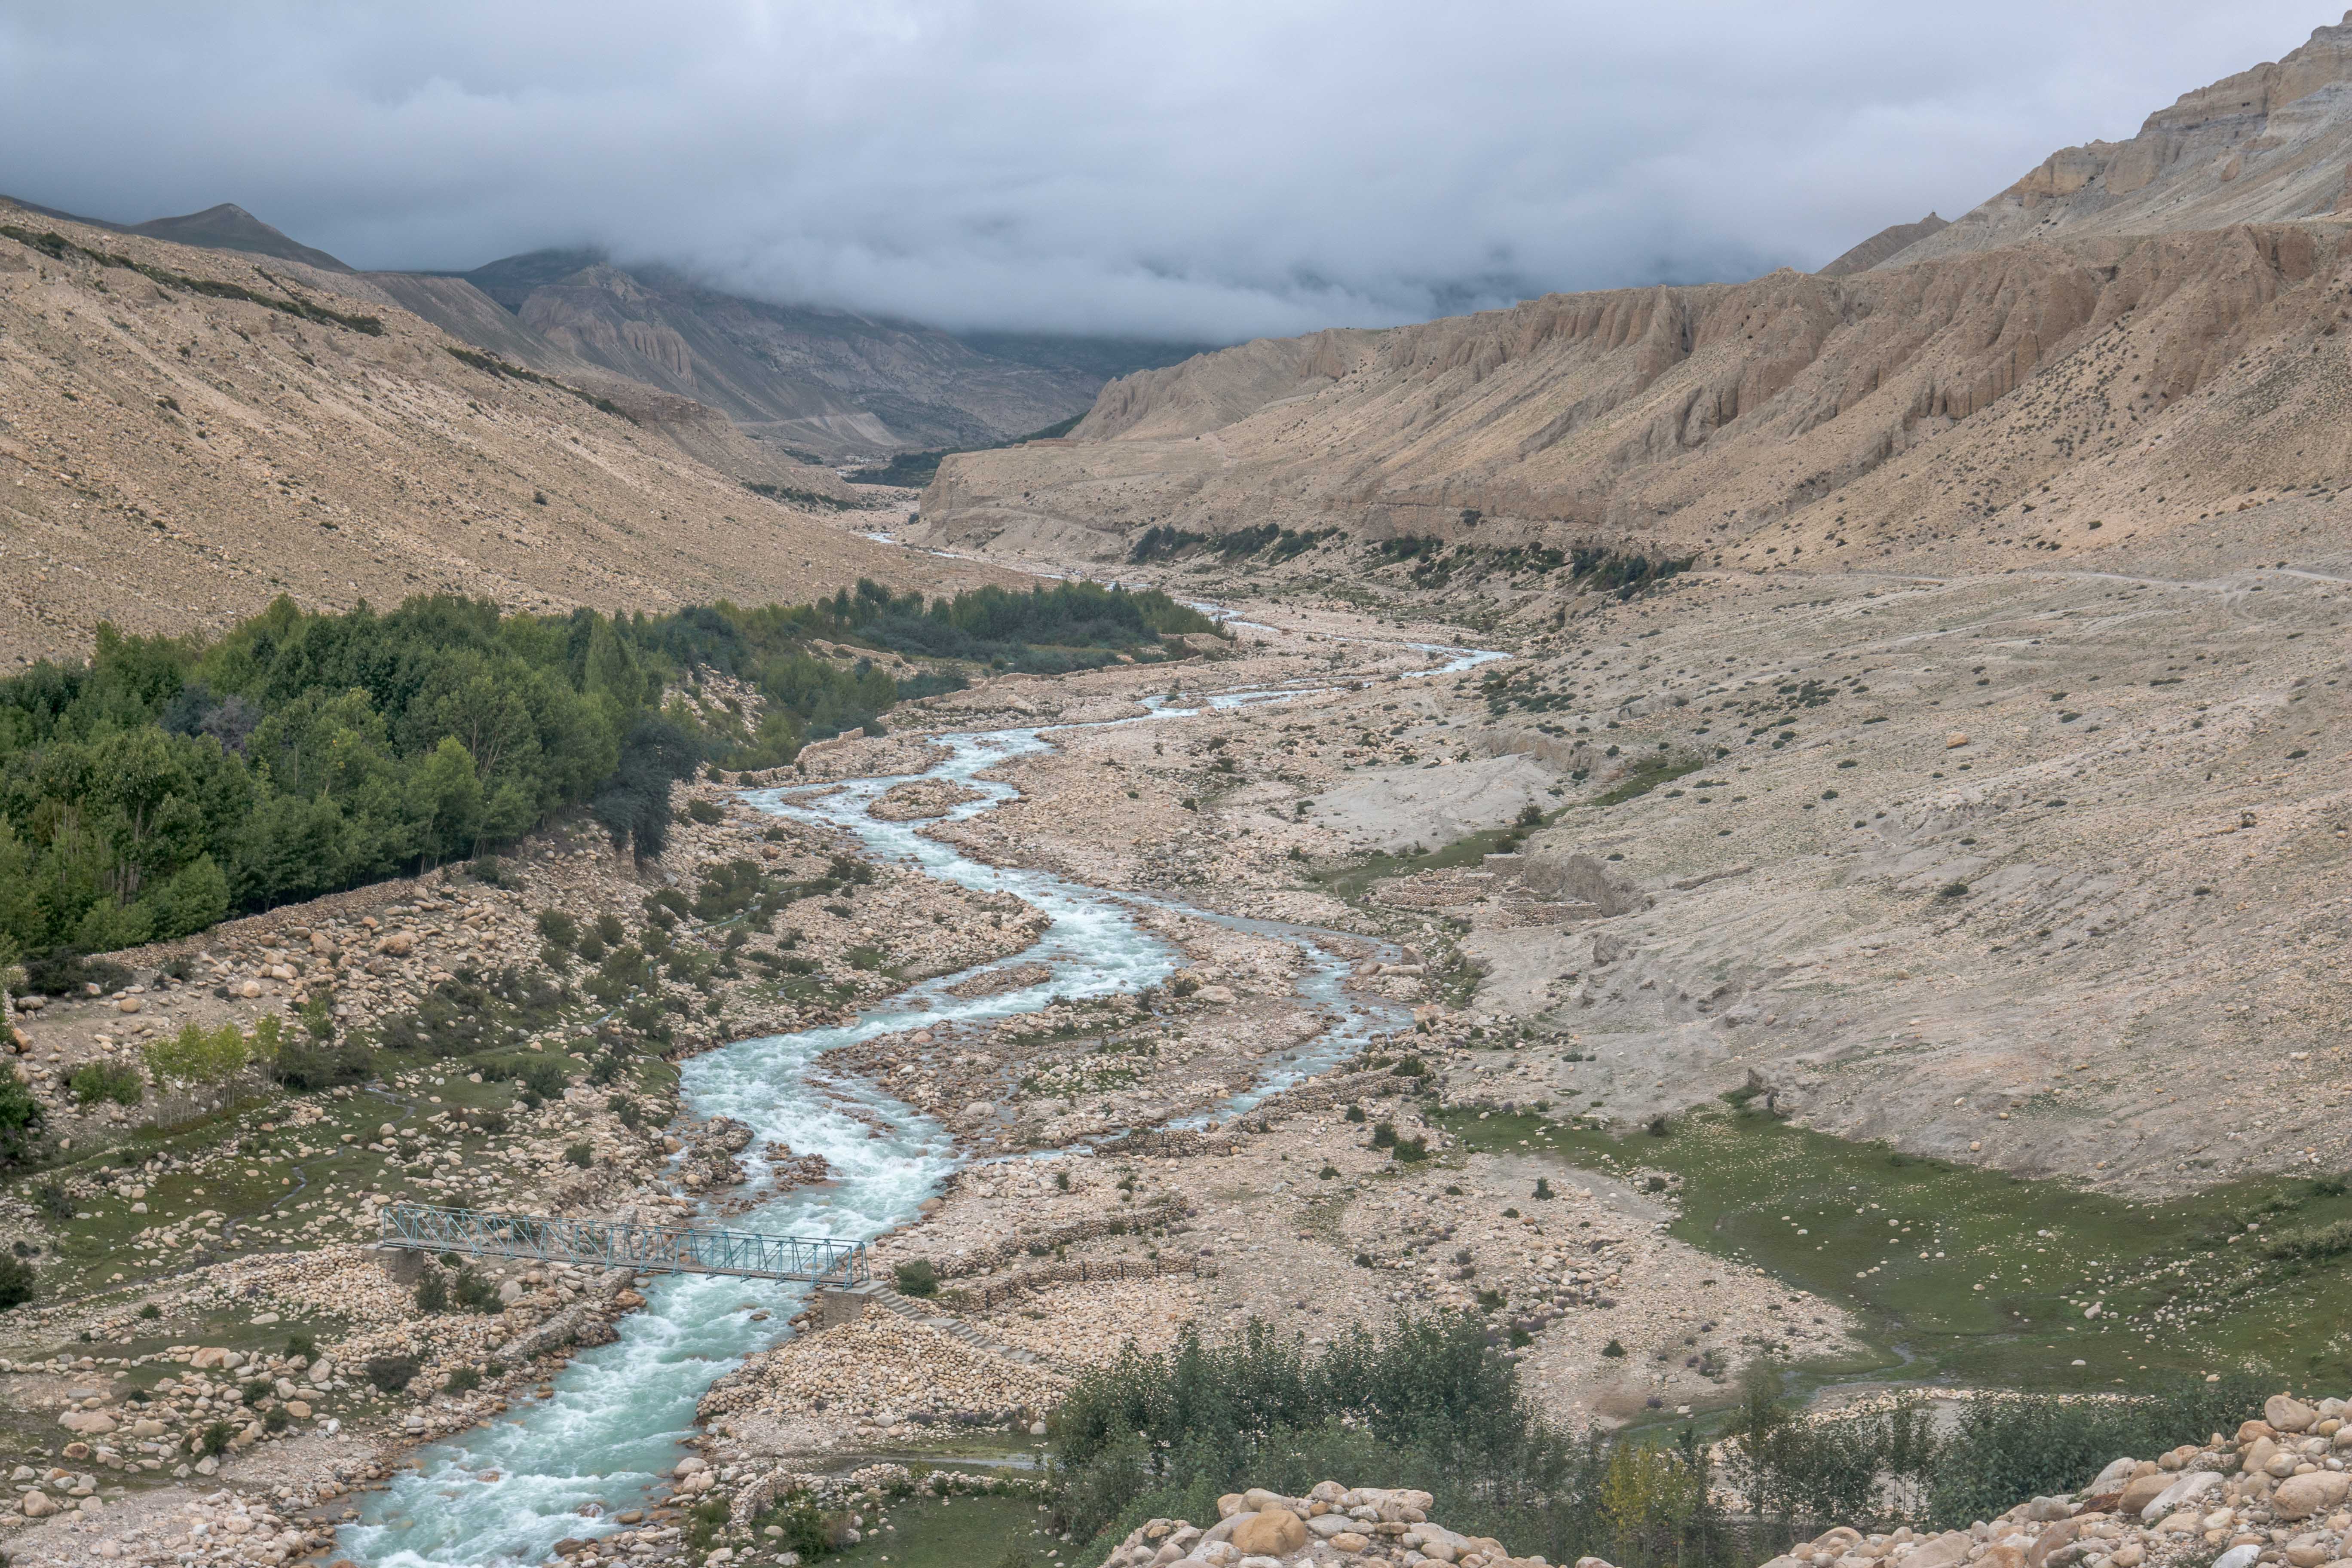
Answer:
[20,1490,56,1518]
[2214,1547,2263,1568]
[1228,1510,1308,1556]
[115,996,141,1014]
[1330,1534,1371,1554]
[2275,1471,2352,1520]
[1905,1534,1974,1568]
[57,1411,116,1435]
[2114,1472,2174,1516]
[2142,1470,2220,1520]
[2272,1396,2322,1433]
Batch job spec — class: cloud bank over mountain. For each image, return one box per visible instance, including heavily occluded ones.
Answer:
[0,1,2331,338]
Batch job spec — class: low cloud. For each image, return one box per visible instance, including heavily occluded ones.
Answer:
[0,1,2330,339]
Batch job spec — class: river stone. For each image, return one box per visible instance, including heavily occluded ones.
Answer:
[2142,1470,2220,1520]
[1905,1532,1975,1568]
[1229,1510,1307,1556]
[19,1491,56,1518]
[2273,1471,2352,1519]
[2271,1396,2322,1433]
[2214,1547,2264,1568]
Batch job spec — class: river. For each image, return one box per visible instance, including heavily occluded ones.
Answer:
[343,647,1498,1566]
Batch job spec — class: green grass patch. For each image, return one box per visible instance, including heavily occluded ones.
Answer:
[1435,1105,2352,1393]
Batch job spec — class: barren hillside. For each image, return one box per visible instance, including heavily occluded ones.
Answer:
[0,201,1003,668]
[1887,11,2352,265]
[921,225,2352,576]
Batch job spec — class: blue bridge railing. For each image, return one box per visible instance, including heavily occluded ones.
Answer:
[378,1203,867,1284]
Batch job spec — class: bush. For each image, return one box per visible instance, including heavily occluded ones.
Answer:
[262,1405,291,1433]
[1533,1178,1555,1201]
[444,1366,481,1393]
[143,1020,249,1086]
[563,1141,592,1168]
[415,1270,451,1314]
[364,1353,420,1393]
[1344,1103,1366,1124]
[138,1302,160,1320]
[894,1259,939,1298]
[31,1182,73,1223]
[198,1419,237,1456]
[0,1075,47,1168]
[0,1254,34,1311]
[753,1491,837,1559]
[453,1267,504,1314]
[1369,1120,1398,1148]
[518,1057,568,1106]
[67,1061,144,1107]
[285,1331,316,1360]
[537,909,579,950]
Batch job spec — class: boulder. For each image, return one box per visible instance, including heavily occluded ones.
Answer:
[2269,1395,2321,1433]
[1228,1510,1308,1556]
[2114,1471,2173,1517]
[188,1347,231,1369]
[2273,1470,2352,1520]
[57,1411,116,1435]
[2138,1468,2219,1519]
[20,1490,56,1518]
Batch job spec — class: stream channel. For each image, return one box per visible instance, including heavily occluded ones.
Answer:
[344,646,1498,1567]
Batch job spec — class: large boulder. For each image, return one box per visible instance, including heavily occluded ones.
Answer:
[1229,1509,1308,1556]
[2268,1395,2320,1433]
[2273,1470,2352,1520]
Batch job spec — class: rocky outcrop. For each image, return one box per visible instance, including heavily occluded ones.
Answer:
[1883,12,2352,266]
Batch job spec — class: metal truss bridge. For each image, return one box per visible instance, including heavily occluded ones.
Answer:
[378,1203,868,1285]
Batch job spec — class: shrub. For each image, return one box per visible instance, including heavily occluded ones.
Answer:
[415,1270,451,1314]
[364,1353,420,1393]
[1533,1178,1555,1201]
[143,1020,249,1086]
[444,1366,482,1393]
[31,1182,73,1223]
[894,1259,939,1298]
[0,1075,44,1168]
[0,1254,34,1311]
[453,1267,504,1314]
[241,1377,273,1405]
[1601,1338,1626,1357]
[685,798,725,825]
[262,1405,291,1433]
[1344,1104,1366,1124]
[285,1332,316,1360]
[538,909,579,949]
[198,1420,237,1456]
[1369,1120,1398,1149]
[563,1141,593,1167]
[67,1061,144,1107]
[518,1058,568,1106]
[138,1302,160,1320]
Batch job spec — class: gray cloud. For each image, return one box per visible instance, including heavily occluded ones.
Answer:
[0,1,2333,340]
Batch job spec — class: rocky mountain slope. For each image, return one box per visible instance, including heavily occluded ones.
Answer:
[919,223,2352,573]
[390,249,1188,459]
[0,196,353,273]
[0,201,999,668]
[1883,12,2352,267]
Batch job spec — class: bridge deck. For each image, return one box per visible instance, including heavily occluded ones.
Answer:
[378,1203,867,1285]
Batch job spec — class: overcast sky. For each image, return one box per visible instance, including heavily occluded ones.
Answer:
[0,2,2338,340]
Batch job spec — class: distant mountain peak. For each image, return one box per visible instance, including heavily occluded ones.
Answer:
[126,203,352,272]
